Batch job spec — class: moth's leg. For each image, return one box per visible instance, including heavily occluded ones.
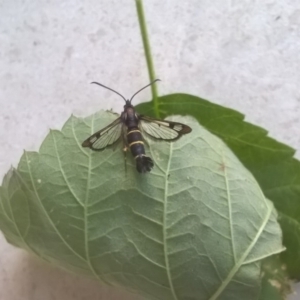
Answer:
[123,147,128,174]
[122,125,129,173]
[122,140,128,174]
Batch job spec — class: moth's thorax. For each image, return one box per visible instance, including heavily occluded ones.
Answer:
[123,106,139,129]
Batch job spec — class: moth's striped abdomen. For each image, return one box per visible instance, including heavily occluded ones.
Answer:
[127,128,153,173]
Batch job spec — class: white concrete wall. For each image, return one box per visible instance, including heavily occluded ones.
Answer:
[0,0,299,299]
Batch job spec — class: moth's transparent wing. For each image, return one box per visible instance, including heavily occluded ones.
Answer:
[139,115,192,141]
[82,117,123,151]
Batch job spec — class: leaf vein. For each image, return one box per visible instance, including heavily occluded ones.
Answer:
[19,156,87,262]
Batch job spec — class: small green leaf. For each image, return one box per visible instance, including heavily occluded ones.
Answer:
[136,93,300,279]
[0,111,283,300]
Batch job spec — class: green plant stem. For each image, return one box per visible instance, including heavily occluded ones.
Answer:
[135,0,160,117]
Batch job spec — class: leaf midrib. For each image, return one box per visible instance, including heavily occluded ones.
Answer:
[162,141,179,300]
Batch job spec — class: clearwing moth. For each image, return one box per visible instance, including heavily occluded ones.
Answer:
[82,80,192,173]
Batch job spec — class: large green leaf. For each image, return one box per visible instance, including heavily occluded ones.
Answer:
[136,94,300,279]
[0,112,283,300]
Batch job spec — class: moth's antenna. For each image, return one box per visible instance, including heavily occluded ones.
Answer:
[91,82,127,102]
[130,79,161,103]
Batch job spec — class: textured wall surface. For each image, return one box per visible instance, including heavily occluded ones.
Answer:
[0,0,299,299]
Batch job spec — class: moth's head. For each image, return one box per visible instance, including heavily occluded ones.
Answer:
[124,100,133,108]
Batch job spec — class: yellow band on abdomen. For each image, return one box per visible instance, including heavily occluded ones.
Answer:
[129,141,144,147]
[127,130,141,135]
